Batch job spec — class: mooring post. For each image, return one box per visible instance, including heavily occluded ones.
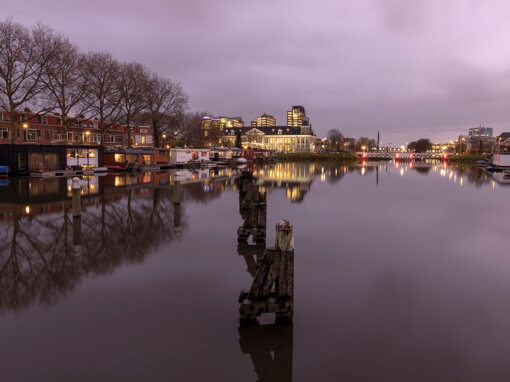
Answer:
[72,177,81,218]
[276,220,294,300]
[174,202,181,234]
[239,219,294,322]
[173,180,180,205]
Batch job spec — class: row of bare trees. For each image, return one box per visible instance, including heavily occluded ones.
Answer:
[0,19,188,147]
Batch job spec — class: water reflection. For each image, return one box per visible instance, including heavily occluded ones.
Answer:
[1,161,509,380]
[0,169,240,313]
[0,162,501,315]
[236,169,294,381]
[239,322,293,382]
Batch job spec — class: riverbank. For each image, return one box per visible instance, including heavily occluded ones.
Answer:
[447,154,485,162]
[276,152,358,162]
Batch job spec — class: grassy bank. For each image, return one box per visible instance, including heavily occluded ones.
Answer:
[447,154,485,162]
[276,152,358,162]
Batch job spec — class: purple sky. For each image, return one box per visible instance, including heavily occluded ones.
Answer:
[4,1,510,145]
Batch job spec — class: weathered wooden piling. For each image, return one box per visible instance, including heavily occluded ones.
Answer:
[71,177,81,218]
[237,172,266,244]
[239,219,294,322]
[173,180,181,234]
[174,203,181,234]
[173,180,180,205]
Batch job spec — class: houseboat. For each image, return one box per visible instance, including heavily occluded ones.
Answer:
[488,138,510,170]
[0,144,104,176]
[0,165,8,177]
[170,148,210,167]
[104,148,155,171]
[153,148,171,168]
[210,147,242,162]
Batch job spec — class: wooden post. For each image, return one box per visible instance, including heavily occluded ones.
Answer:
[174,202,181,234]
[173,180,180,205]
[239,219,294,322]
[276,220,294,299]
[72,177,81,218]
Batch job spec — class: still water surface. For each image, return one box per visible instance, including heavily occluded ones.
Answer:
[0,162,509,381]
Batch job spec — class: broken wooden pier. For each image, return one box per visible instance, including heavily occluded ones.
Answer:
[239,219,294,322]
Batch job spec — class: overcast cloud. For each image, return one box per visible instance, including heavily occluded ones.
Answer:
[3,0,510,145]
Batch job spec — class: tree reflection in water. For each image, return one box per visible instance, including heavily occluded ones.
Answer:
[0,172,241,314]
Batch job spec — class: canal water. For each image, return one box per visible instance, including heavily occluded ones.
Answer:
[0,162,509,381]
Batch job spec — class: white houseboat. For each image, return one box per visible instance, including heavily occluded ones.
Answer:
[488,138,510,169]
[170,148,211,166]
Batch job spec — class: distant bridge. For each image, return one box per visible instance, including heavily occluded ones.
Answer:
[359,152,447,161]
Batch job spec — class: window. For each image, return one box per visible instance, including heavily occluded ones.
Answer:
[77,149,87,158]
[1,128,9,139]
[67,149,76,158]
[55,133,62,141]
[159,150,168,156]
[29,153,58,171]
[67,132,73,142]
[278,129,282,135]
[45,130,52,140]
[26,129,40,140]
[140,128,147,134]
[141,136,146,144]
[115,153,126,163]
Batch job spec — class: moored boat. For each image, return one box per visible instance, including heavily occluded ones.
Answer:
[0,165,9,177]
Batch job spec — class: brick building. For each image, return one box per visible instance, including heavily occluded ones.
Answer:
[0,111,153,148]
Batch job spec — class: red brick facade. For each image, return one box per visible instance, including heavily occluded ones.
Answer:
[0,111,153,148]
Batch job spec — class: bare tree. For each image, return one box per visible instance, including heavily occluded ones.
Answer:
[181,111,209,147]
[0,20,54,143]
[145,74,188,148]
[117,62,150,148]
[327,129,344,152]
[82,52,122,146]
[40,33,89,144]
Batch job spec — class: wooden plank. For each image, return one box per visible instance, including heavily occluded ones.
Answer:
[249,249,279,299]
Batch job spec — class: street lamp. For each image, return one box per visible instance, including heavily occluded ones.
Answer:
[22,123,28,128]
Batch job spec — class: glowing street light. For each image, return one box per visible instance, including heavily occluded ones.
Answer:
[22,123,29,128]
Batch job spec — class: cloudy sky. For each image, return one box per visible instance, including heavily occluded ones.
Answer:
[3,0,510,145]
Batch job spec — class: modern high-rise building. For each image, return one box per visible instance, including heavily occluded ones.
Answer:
[219,117,244,128]
[287,106,309,127]
[287,105,311,135]
[200,116,221,130]
[251,113,276,127]
[468,125,493,138]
